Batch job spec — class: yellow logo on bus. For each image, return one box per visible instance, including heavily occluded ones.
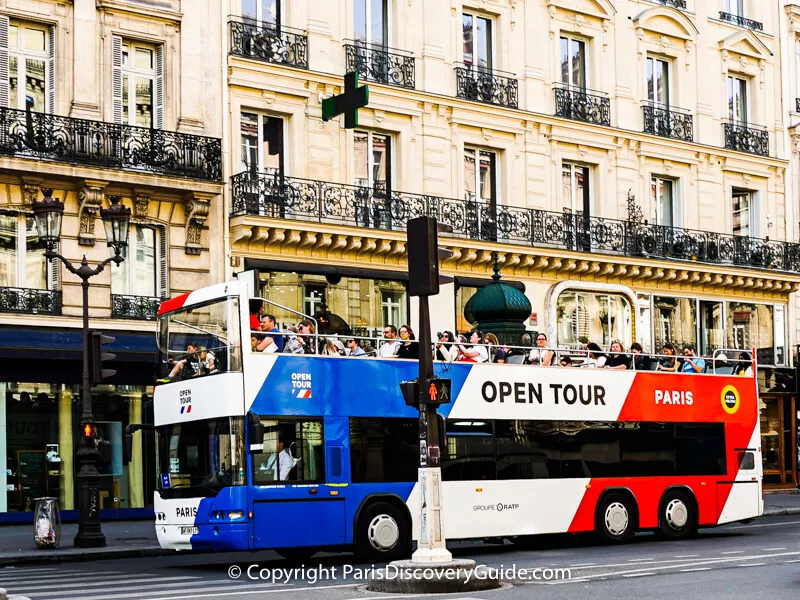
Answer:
[721,385,740,414]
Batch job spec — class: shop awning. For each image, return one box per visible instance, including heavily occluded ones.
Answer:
[0,327,158,360]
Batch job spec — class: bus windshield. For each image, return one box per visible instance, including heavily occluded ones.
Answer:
[157,296,242,381]
[156,417,246,499]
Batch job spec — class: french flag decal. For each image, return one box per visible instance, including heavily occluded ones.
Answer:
[180,405,192,414]
[296,390,311,399]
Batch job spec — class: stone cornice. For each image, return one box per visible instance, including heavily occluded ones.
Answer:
[230,218,800,296]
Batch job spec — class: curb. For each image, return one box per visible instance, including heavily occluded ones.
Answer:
[763,507,800,517]
[0,547,171,568]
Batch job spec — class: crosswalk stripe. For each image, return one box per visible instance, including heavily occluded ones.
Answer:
[8,576,201,593]
[35,582,293,600]
[148,583,355,600]
[0,572,125,585]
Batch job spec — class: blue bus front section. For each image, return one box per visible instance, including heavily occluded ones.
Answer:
[154,486,249,551]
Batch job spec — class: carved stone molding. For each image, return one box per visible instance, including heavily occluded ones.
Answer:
[184,192,214,255]
[133,190,152,220]
[77,180,109,246]
[20,177,42,209]
[229,218,800,297]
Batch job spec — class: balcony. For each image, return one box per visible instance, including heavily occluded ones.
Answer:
[111,294,162,320]
[554,85,611,126]
[229,17,309,69]
[656,0,686,8]
[718,12,763,31]
[454,65,518,109]
[0,287,62,315]
[723,120,769,157]
[344,41,414,89]
[0,108,222,181]
[231,171,800,273]
[642,103,693,142]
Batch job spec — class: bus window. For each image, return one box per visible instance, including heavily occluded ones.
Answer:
[494,420,559,480]
[349,418,418,483]
[441,420,496,481]
[253,419,324,484]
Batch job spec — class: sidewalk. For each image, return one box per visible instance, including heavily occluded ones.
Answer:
[0,520,166,567]
[0,491,798,568]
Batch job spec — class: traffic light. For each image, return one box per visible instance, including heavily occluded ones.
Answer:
[424,377,452,405]
[83,423,95,438]
[90,331,116,384]
[400,379,419,407]
[407,216,454,297]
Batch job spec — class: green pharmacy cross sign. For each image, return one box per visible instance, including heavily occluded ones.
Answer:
[322,71,369,129]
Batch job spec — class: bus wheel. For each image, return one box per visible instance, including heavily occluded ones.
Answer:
[658,490,696,541]
[356,502,410,563]
[276,548,317,561]
[596,492,636,544]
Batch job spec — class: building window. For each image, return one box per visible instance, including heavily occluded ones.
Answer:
[732,189,756,237]
[727,302,776,365]
[699,300,724,355]
[112,36,163,129]
[646,56,670,106]
[653,296,696,350]
[556,291,631,348]
[0,212,49,290]
[381,290,403,327]
[242,0,282,24]
[560,36,586,89]
[651,176,677,227]
[464,148,496,204]
[725,0,746,17]
[111,225,162,298]
[303,283,326,316]
[354,131,390,190]
[562,162,590,214]
[463,12,492,71]
[355,0,388,46]
[4,19,54,113]
[727,75,749,124]
[241,112,285,177]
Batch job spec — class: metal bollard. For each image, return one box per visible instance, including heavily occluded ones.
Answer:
[33,496,61,549]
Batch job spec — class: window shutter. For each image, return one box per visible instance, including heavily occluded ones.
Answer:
[112,35,123,123]
[48,25,55,114]
[158,225,167,297]
[0,16,9,108]
[154,45,164,129]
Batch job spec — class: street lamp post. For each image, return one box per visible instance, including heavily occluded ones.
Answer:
[33,190,131,548]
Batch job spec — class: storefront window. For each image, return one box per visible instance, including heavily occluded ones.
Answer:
[258,272,407,337]
[653,296,696,350]
[2,383,155,514]
[726,302,775,365]
[556,291,631,349]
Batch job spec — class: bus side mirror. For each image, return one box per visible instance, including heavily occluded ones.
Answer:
[248,413,265,453]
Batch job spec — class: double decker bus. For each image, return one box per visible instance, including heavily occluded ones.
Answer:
[137,274,763,561]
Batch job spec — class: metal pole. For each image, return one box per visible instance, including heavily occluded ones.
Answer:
[412,294,451,563]
[74,255,105,548]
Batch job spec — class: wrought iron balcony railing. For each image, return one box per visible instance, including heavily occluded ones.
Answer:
[642,103,693,142]
[344,41,414,89]
[723,120,769,157]
[111,294,163,320]
[0,107,222,181]
[656,0,686,8]
[718,12,763,31]
[454,65,518,109]
[554,85,611,126]
[229,17,309,69]
[0,287,62,315]
[231,171,800,273]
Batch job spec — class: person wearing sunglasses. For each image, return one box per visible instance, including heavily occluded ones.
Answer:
[345,337,366,357]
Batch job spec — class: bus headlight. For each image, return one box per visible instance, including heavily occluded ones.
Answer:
[228,511,244,520]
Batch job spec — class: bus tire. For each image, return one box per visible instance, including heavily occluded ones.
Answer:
[658,489,696,541]
[276,547,317,561]
[595,491,636,544]
[355,501,410,563]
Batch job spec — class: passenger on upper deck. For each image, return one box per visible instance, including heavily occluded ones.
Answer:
[680,345,706,374]
[457,331,489,363]
[378,325,401,358]
[397,325,419,360]
[604,341,631,370]
[529,333,556,366]
[733,352,753,376]
[256,314,284,353]
[630,342,651,371]
[657,342,678,372]
[160,343,201,382]
[249,299,265,331]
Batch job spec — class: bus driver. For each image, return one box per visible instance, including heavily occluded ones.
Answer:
[260,437,301,481]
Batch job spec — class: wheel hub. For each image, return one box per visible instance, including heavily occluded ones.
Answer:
[605,502,629,536]
[367,514,399,550]
[665,499,688,529]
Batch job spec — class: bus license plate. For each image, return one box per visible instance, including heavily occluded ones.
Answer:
[180,526,198,535]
